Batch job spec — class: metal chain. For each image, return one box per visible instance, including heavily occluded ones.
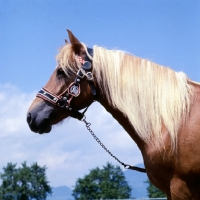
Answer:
[81,116,146,173]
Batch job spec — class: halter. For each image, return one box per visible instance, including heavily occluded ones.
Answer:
[36,53,146,173]
[36,56,97,120]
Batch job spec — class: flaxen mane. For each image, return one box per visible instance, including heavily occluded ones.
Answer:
[56,43,194,149]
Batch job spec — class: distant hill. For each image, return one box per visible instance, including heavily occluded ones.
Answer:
[47,185,74,200]
[47,163,148,200]
[124,163,148,198]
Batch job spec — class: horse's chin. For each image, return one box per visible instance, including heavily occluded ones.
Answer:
[38,125,52,134]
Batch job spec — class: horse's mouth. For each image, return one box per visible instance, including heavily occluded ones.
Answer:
[27,114,52,134]
[38,124,52,134]
[38,119,52,134]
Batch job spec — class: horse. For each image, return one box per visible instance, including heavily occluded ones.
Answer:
[27,30,200,199]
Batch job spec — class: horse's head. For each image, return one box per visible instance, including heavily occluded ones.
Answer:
[27,30,97,134]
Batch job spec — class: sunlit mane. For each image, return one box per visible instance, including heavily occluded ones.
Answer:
[56,43,194,148]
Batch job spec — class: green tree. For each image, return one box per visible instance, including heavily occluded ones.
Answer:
[146,179,166,198]
[0,162,52,200]
[72,162,131,200]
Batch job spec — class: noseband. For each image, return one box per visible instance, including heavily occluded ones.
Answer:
[36,56,97,120]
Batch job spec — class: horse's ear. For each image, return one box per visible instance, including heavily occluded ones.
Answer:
[67,29,84,55]
[65,39,68,44]
[67,29,80,44]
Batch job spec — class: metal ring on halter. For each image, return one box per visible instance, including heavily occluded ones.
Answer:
[77,68,85,79]
[86,72,94,81]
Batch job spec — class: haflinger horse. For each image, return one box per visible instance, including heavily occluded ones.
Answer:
[27,30,200,199]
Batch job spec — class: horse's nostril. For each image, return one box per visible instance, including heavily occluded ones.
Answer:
[27,113,32,125]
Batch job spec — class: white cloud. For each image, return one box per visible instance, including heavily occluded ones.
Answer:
[0,84,143,188]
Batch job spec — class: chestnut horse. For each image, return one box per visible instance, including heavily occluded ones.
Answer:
[27,30,200,199]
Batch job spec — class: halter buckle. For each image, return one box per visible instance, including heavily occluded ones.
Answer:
[77,68,85,79]
[86,72,94,81]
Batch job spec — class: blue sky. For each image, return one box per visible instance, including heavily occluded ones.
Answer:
[0,0,200,189]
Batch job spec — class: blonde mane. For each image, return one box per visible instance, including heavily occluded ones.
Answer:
[56,43,194,148]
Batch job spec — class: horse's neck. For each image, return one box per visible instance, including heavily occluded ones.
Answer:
[98,98,145,150]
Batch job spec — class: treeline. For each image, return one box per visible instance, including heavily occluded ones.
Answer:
[0,162,52,200]
[0,162,166,199]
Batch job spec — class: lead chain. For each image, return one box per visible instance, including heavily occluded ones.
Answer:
[81,116,146,173]
[81,116,126,167]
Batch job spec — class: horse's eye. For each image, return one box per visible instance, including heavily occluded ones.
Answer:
[57,68,66,77]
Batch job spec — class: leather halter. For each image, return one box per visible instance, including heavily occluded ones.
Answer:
[35,52,146,173]
[36,56,97,120]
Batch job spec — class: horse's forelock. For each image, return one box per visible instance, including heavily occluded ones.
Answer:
[56,44,81,76]
[56,43,92,77]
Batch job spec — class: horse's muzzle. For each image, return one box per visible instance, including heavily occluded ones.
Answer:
[27,112,52,134]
